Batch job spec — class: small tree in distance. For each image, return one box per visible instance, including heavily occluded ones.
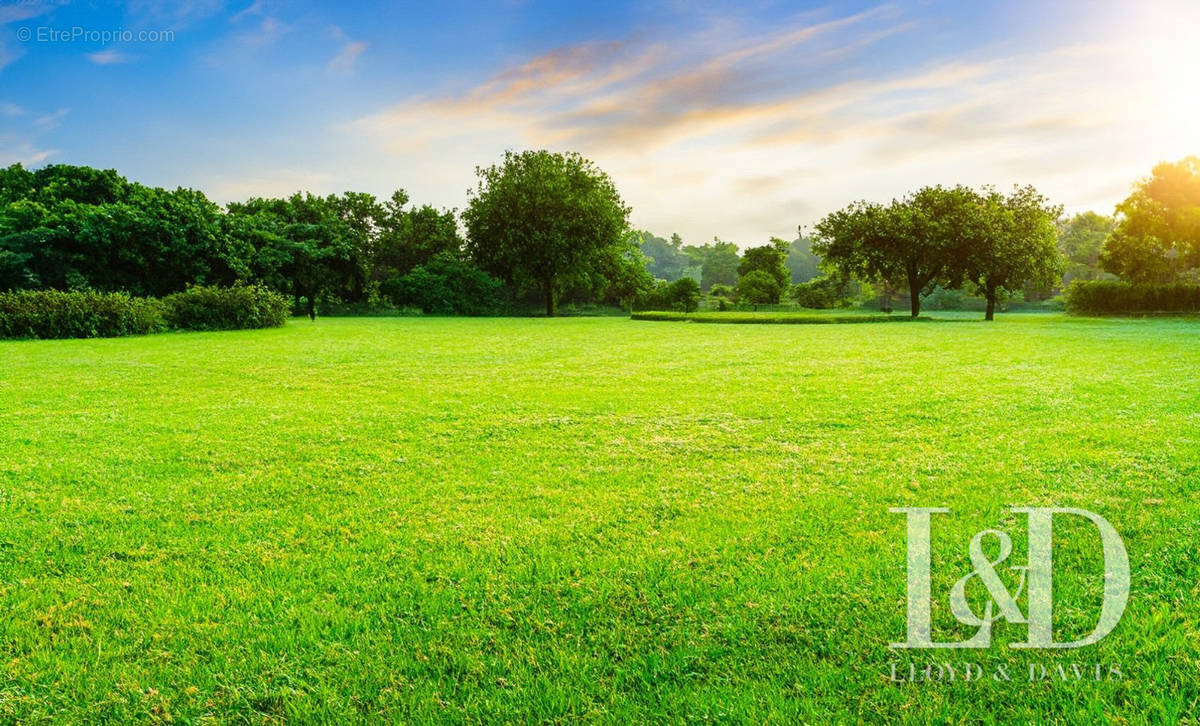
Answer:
[737,269,781,304]
[667,277,700,313]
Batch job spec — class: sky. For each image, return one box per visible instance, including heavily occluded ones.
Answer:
[1,0,1198,245]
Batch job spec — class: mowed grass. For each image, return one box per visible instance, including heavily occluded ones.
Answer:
[1,315,1198,722]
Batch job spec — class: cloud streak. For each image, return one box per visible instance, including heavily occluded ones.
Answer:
[343,7,1163,243]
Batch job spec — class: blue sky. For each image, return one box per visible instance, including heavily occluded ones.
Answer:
[2,0,1197,243]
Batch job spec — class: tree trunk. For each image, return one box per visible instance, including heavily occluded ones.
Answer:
[906,272,921,317]
[307,295,316,321]
[544,286,554,317]
[985,285,996,321]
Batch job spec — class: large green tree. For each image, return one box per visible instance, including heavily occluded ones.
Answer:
[814,186,979,317]
[1101,156,1200,283]
[226,193,358,319]
[0,164,231,295]
[964,186,1063,320]
[462,150,632,316]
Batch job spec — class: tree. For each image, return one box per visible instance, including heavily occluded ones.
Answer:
[462,150,632,316]
[666,276,700,312]
[786,236,821,283]
[1101,156,1200,283]
[374,192,462,280]
[0,165,231,296]
[737,269,781,304]
[790,274,853,309]
[814,186,978,317]
[226,194,358,319]
[381,251,501,315]
[637,231,694,281]
[738,237,790,291]
[683,238,741,291]
[963,186,1064,320]
[1058,212,1115,284]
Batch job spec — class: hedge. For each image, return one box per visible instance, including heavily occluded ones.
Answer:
[0,290,166,339]
[0,284,291,339]
[163,283,290,331]
[1064,280,1200,315]
[631,311,918,324]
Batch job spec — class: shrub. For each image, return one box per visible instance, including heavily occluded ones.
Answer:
[163,283,290,331]
[789,275,854,309]
[632,279,670,311]
[1064,280,1200,315]
[0,289,165,339]
[737,270,782,304]
[380,253,502,315]
[708,283,736,300]
[666,277,701,312]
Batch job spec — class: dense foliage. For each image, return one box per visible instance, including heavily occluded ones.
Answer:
[1058,212,1115,284]
[1100,156,1200,283]
[462,150,639,316]
[0,164,488,317]
[0,289,165,338]
[814,185,1063,319]
[8,156,1199,321]
[163,283,290,331]
[1063,280,1200,315]
[380,252,503,315]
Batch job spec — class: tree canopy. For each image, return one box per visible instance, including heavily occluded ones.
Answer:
[814,185,1062,318]
[462,150,634,316]
[1101,156,1200,283]
[1058,212,1115,284]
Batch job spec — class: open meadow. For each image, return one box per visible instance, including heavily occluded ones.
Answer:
[1,315,1198,722]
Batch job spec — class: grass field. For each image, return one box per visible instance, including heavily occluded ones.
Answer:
[2,315,1199,722]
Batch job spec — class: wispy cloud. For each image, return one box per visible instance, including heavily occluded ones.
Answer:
[233,16,288,48]
[0,1,59,26]
[230,0,265,24]
[87,50,136,65]
[0,136,56,166]
[34,108,69,129]
[126,0,225,29]
[327,27,365,72]
[341,6,1168,243]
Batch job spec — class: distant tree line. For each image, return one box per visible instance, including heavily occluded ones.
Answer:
[3,153,1198,318]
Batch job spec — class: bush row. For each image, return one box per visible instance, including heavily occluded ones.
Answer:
[0,284,289,339]
[1064,280,1200,315]
[630,311,916,324]
[162,284,290,331]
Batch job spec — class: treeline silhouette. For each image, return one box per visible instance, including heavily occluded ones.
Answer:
[2,154,1197,318]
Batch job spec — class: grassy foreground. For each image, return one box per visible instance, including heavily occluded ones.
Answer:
[1,316,1198,722]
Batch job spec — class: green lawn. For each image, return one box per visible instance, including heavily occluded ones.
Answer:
[1,316,1198,722]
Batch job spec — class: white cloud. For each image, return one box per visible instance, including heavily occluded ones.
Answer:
[339,9,1185,244]
[87,50,135,65]
[126,0,225,28]
[0,138,56,166]
[326,27,365,72]
[34,108,69,129]
[327,40,366,72]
